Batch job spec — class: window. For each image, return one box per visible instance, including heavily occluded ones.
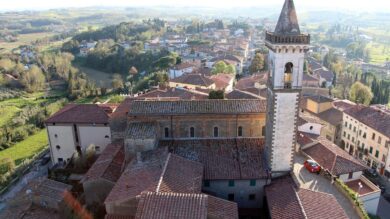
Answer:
[378,136,382,144]
[262,126,266,136]
[352,137,354,142]
[347,134,350,140]
[343,131,346,137]
[56,145,61,150]
[164,127,169,138]
[372,133,376,140]
[359,130,362,136]
[105,135,110,138]
[228,180,235,187]
[190,127,195,138]
[213,127,219,137]
[369,147,373,154]
[309,126,313,130]
[349,124,352,130]
[73,124,79,143]
[344,122,348,127]
[58,158,63,163]
[353,127,356,132]
[52,123,56,126]
[382,155,386,163]
[362,143,365,149]
[357,141,360,147]
[363,133,366,139]
[249,194,256,201]
[204,180,210,187]
[54,134,58,138]
[284,62,293,88]
[228,193,235,201]
[238,126,243,137]
[250,179,256,186]
[95,146,100,152]
[375,150,379,158]
[348,172,353,179]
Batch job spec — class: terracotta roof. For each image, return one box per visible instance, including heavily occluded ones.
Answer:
[316,108,343,126]
[235,73,268,90]
[135,192,238,219]
[160,138,268,180]
[135,192,208,219]
[34,179,72,202]
[105,215,135,219]
[109,98,134,132]
[302,137,368,175]
[297,189,348,219]
[332,100,355,111]
[265,176,348,219]
[265,176,306,219]
[296,132,314,146]
[128,99,266,116]
[172,62,196,70]
[136,88,208,100]
[306,95,333,103]
[301,88,330,97]
[315,68,334,82]
[226,89,264,100]
[307,57,322,71]
[170,74,215,87]
[45,104,110,124]
[344,105,390,138]
[82,141,125,183]
[157,153,203,194]
[302,73,319,82]
[242,87,268,98]
[209,73,234,90]
[127,122,157,139]
[210,54,242,63]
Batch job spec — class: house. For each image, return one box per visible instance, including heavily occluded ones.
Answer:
[168,73,216,90]
[302,73,319,87]
[341,105,390,178]
[45,104,116,164]
[32,179,73,210]
[168,62,197,79]
[209,73,235,92]
[207,54,244,74]
[235,73,268,90]
[299,135,380,215]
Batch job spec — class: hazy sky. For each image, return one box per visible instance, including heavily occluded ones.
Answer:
[2,0,390,12]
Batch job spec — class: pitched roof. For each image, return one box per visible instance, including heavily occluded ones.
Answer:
[172,62,196,70]
[302,137,367,175]
[306,95,333,103]
[297,189,348,219]
[265,176,348,219]
[332,100,355,111]
[344,105,390,138]
[274,0,301,35]
[209,54,242,63]
[33,179,72,202]
[45,104,110,124]
[136,88,208,100]
[109,98,134,132]
[226,89,264,100]
[82,141,125,183]
[135,192,238,219]
[235,73,268,90]
[127,122,157,139]
[316,108,343,126]
[128,99,266,116]
[209,73,234,90]
[160,138,268,180]
[135,192,208,219]
[242,87,268,98]
[315,68,334,82]
[170,74,215,87]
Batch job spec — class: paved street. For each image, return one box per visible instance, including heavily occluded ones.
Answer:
[377,196,390,219]
[293,154,360,219]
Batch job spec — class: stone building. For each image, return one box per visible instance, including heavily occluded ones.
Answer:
[264,0,310,175]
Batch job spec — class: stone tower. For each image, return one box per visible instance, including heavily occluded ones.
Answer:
[265,0,310,175]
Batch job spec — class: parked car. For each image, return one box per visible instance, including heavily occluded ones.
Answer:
[365,168,379,178]
[304,160,321,173]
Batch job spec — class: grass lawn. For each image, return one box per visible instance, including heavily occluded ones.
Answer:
[366,42,390,65]
[0,130,48,166]
[0,32,56,53]
[0,105,21,127]
[75,65,114,88]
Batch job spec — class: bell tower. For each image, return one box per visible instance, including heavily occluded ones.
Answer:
[265,0,310,175]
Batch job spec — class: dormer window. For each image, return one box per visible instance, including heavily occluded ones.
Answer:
[284,62,293,89]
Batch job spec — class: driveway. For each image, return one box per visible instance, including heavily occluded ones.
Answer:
[293,154,360,219]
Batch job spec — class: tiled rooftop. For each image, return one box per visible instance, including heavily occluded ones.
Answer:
[302,136,368,175]
[127,122,157,139]
[128,99,266,116]
[136,88,208,100]
[160,138,268,180]
[225,89,264,100]
[34,179,72,202]
[170,73,215,87]
[45,104,110,124]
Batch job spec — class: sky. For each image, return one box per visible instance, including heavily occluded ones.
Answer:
[1,0,390,12]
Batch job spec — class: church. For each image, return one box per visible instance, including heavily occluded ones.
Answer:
[46,0,350,218]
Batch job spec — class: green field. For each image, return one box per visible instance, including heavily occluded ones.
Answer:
[0,130,48,165]
[0,32,56,53]
[366,42,390,65]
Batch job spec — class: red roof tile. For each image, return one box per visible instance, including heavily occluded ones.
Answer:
[226,89,264,100]
[136,88,208,100]
[207,195,239,219]
[45,104,110,124]
[170,73,215,87]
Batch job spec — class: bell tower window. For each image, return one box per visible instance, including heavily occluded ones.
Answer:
[284,62,293,88]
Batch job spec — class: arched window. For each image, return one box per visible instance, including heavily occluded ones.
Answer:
[190,127,195,138]
[284,62,293,89]
[213,127,219,137]
[238,126,243,137]
[164,127,169,138]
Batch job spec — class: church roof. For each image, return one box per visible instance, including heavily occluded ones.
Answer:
[274,0,301,35]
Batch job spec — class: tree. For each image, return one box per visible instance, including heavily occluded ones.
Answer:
[209,90,224,99]
[211,61,235,75]
[249,53,264,74]
[349,81,373,105]
[20,65,45,92]
[0,58,15,73]
[111,74,124,91]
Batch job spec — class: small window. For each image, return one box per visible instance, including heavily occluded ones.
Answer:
[238,126,243,137]
[204,180,210,187]
[372,133,376,140]
[353,127,356,132]
[190,127,195,138]
[343,131,346,137]
[95,146,100,152]
[382,155,386,163]
[54,134,58,138]
[359,130,362,135]
[352,137,354,142]
[309,126,313,130]
[348,172,353,179]
[249,194,256,201]
[52,123,56,126]
[375,150,379,158]
[228,193,235,201]
[228,180,235,187]
[58,158,63,162]
[347,134,350,140]
[363,133,366,139]
[369,147,373,154]
[213,127,219,137]
[378,136,382,144]
[250,179,256,186]
[344,122,347,127]
[349,124,352,130]
[56,145,61,150]
[164,127,169,138]
[105,135,110,138]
